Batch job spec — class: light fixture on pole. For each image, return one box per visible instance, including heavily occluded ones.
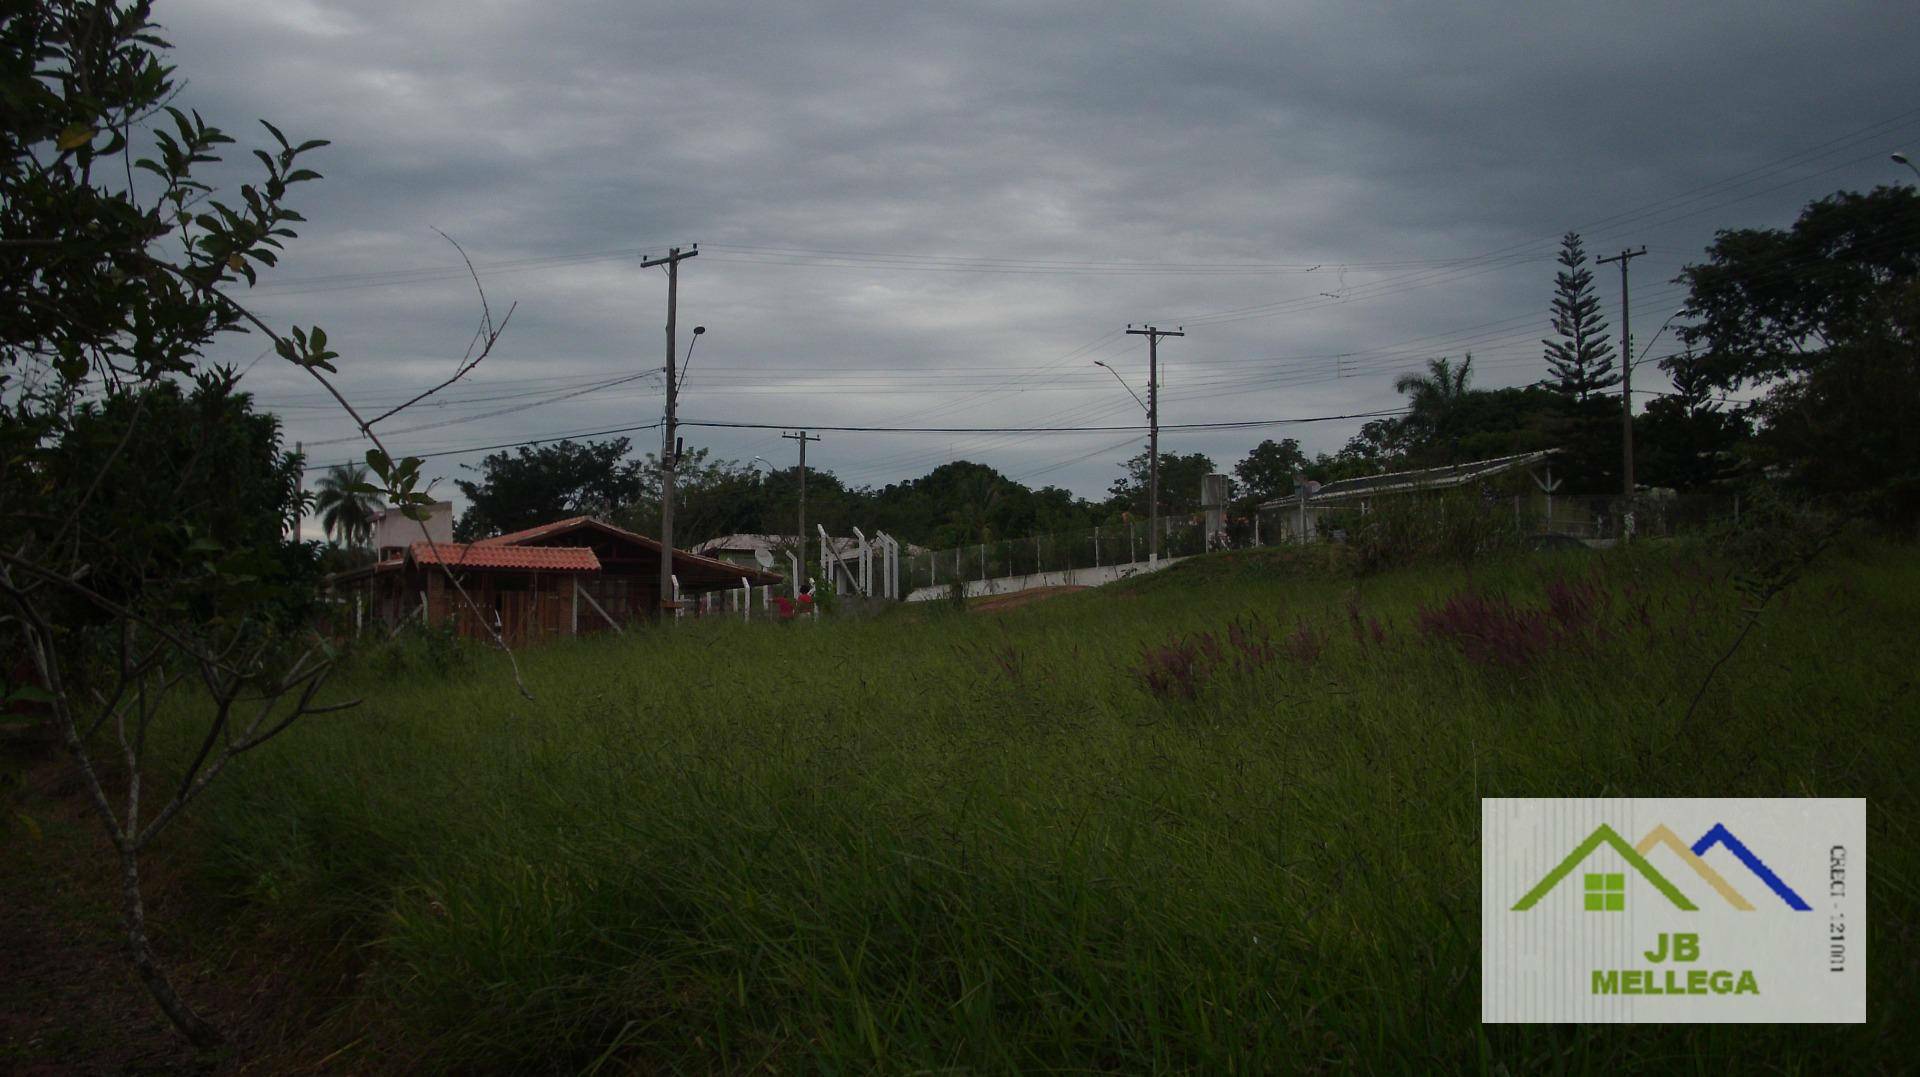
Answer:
[1893,152,1920,182]
[1092,360,1148,414]
[678,324,706,385]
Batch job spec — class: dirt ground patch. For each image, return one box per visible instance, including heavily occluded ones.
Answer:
[970,585,1088,613]
[1,733,356,1075]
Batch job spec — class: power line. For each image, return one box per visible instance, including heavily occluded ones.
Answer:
[304,408,1409,472]
[677,409,1405,434]
[308,420,662,470]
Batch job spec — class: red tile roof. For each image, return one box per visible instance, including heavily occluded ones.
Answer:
[473,516,781,585]
[407,542,600,572]
[474,515,600,547]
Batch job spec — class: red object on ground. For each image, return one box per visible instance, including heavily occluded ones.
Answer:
[772,595,796,620]
[798,592,815,612]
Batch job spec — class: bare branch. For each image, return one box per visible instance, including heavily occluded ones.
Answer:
[364,231,516,426]
[173,677,233,808]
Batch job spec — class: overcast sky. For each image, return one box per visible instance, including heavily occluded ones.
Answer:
[157,0,1919,523]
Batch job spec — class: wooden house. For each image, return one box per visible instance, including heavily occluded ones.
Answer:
[328,516,783,645]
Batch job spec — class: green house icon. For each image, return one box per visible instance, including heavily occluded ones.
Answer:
[1512,824,1696,911]
[1584,872,1625,912]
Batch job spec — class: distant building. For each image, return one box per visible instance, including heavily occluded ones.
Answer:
[328,515,782,645]
[695,533,863,569]
[368,501,453,561]
[1258,449,1561,543]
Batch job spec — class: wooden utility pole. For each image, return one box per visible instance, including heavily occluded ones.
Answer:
[642,245,697,618]
[781,430,820,585]
[1125,324,1183,561]
[1598,246,1646,499]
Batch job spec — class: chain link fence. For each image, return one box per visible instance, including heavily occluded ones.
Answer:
[905,518,1211,592]
[898,493,1744,597]
[1257,491,1744,546]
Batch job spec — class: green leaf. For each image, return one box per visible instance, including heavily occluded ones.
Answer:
[56,124,94,150]
[260,119,290,149]
[8,810,42,840]
[366,448,392,477]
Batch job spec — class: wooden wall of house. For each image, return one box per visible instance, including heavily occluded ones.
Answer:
[412,569,667,646]
[574,572,661,629]
[335,553,769,648]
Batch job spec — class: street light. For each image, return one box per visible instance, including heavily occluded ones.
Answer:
[1893,153,1920,182]
[1092,360,1148,414]
[677,324,706,384]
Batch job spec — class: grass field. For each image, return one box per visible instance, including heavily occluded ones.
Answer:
[155,540,1918,1072]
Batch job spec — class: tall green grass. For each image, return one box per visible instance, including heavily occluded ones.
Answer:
[159,542,1919,1072]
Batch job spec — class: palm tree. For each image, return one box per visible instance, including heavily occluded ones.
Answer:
[312,463,384,547]
[1390,354,1476,465]
[1392,354,1474,415]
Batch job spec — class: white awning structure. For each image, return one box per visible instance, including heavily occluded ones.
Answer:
[1258,449,1560,510]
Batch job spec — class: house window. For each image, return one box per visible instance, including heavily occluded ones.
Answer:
[1584,872,1625,912]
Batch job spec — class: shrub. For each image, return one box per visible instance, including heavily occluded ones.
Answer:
[1345,592,1391,652]
[1416,573,1612,672]
[1138,614,1286,700]
[1139,636,1207,701]
[1283,620,1324,664]
[364,622,473,679]
[1342,491,1524,574]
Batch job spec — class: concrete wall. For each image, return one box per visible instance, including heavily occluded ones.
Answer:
[903,555,1186,603]
[370,501,453,550]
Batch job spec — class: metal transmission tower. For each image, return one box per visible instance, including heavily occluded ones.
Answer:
[641,245,697,618]
[1597,246,1647,500]
[1124,324,1183,561]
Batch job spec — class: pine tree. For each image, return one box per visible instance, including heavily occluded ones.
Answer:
[1659,347,1717,420]
[1542,232,1619,402]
